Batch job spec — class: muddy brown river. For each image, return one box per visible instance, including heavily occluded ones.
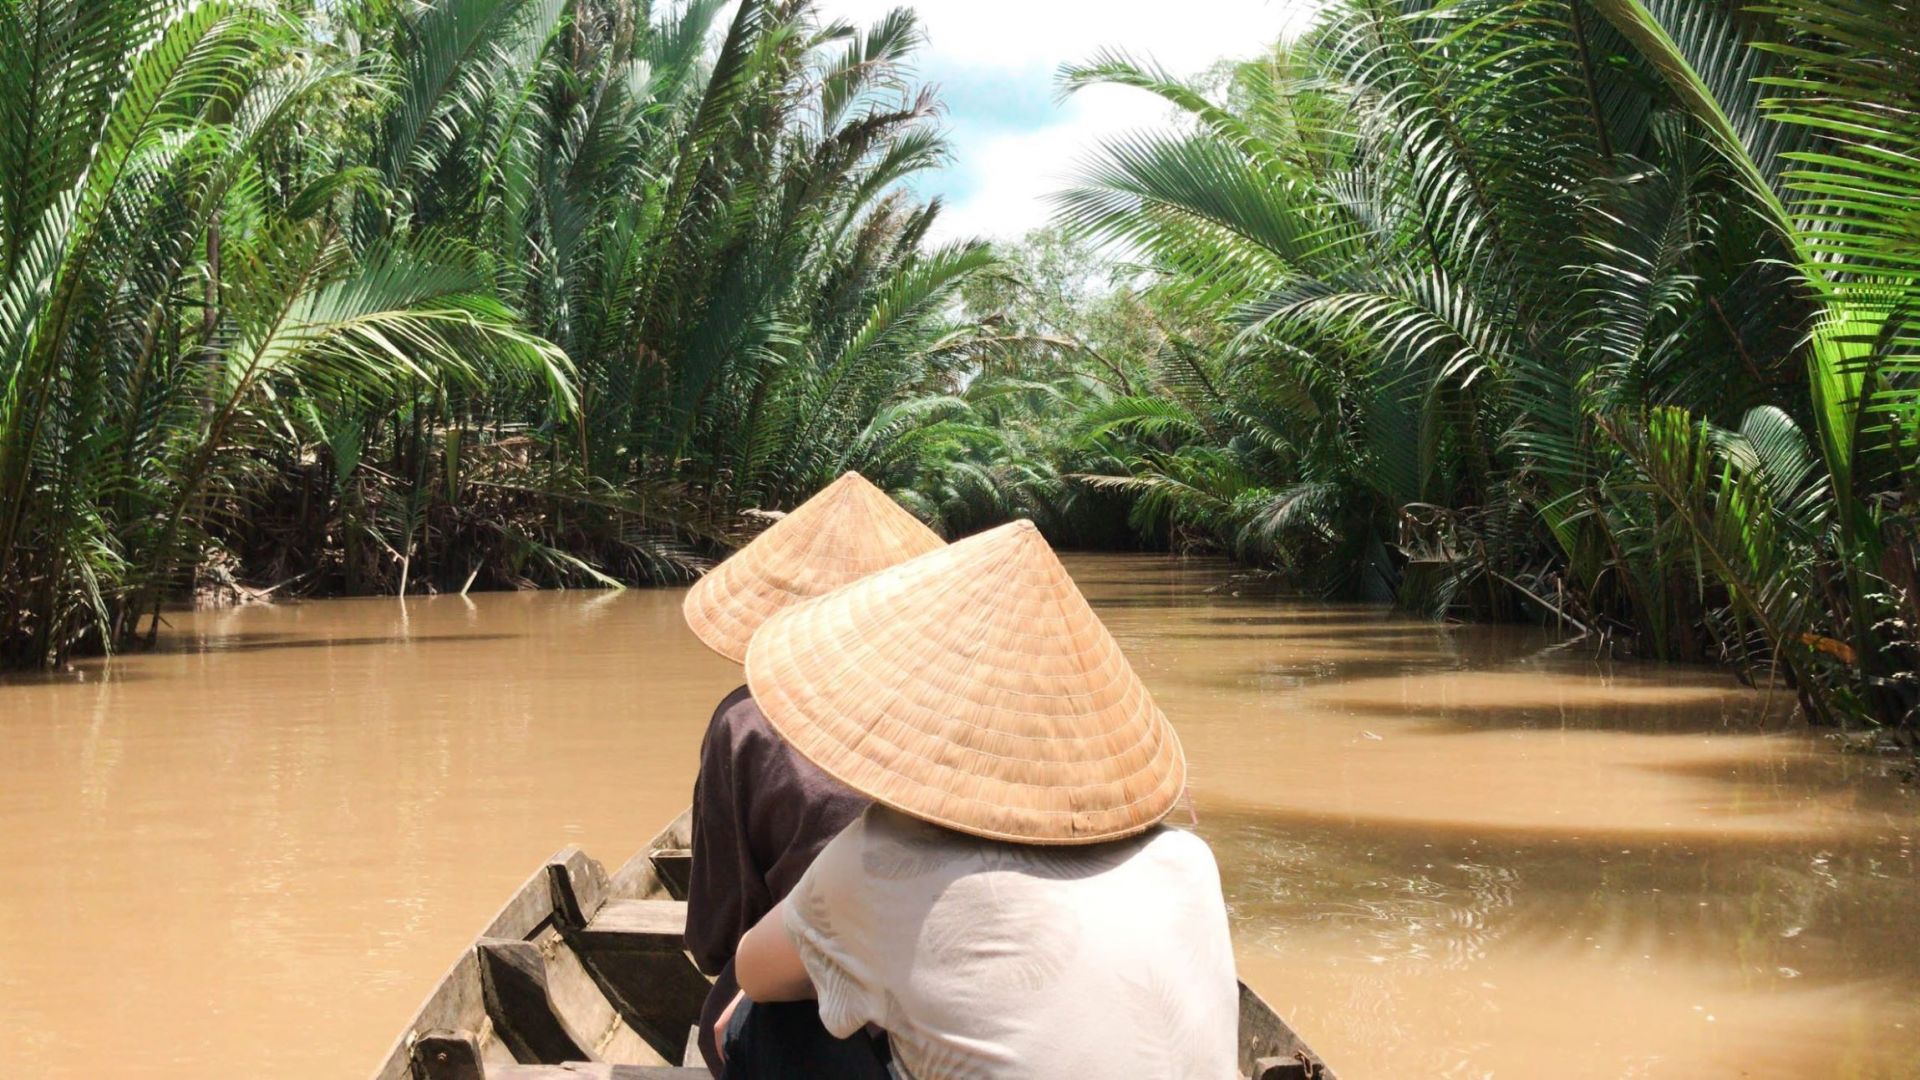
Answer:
[3,555,1916,1077]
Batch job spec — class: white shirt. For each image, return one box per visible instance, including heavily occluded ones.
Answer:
[780,806,1239,1079]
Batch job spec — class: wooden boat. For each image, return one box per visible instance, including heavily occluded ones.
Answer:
[374,810,1338,1080]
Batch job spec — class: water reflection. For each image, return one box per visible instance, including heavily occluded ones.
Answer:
[0,555,1915,1078]
[1211,803,1918,1078]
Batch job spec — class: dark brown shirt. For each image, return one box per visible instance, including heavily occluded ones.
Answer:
[685,685,868,976]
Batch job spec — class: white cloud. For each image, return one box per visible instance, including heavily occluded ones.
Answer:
[927,86,1162,242]
[816,0,1323,240]
[824,0,1315,74]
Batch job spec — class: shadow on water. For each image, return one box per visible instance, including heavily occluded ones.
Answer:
[1137,627,1552,691]
[0,622,526,687]
[1184,611,1427,627]
[0,633,527,691]
[1158,600,1796,736]
[1069,594,1223,610]
[1199,796,1920,1078]
[1635,752,1918,816]
[149,631,523,655]
[1159,627,1455,643]
[1317,669,1805,736]
[0,664,166,689]
[1200,790,1920,974]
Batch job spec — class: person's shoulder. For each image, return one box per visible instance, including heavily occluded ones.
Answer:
[709,684,755,719]
[705,686,770,739]
[1140,824,1221,874]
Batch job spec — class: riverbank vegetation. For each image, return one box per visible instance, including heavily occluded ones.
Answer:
[1,0,1002,665]
[1032,0,1919,731]
[3,0,1916,733]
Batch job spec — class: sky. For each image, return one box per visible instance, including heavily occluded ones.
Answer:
[814,0,1323,241]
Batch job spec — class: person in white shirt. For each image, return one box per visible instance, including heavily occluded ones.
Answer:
[724,520,1239,1079]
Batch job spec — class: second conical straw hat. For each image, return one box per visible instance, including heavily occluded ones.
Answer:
[683,472,945,663]
[745,520,1186,845]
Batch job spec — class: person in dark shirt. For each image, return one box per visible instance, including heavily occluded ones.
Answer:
[686,689,875,1075]
[679,472,943,1074]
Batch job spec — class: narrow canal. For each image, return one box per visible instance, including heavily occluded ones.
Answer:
[2,555,1915,1077]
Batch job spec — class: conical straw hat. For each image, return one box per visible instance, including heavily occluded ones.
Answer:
[683,472,945,663]
[745,520,1186,845]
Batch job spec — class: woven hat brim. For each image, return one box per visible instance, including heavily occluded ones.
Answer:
[683,473,944,662]
[745,520,1187,845]
[682,559,772,663]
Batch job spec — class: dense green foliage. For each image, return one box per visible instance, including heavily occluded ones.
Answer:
[5,0,1916,733]
[1045,0,1918,728]
[0,0,998,666]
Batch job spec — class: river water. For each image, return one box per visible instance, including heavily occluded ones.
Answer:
[2,555,1916,1078]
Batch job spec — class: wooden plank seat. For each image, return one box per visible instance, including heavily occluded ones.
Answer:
[546,859,712,1066]
[581,899,689,947]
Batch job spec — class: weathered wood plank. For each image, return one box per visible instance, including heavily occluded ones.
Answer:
[548,859,710,1065]
[487,845,591,937]
[543,932,668,1066]
[411,1031,487,1080]
[647,850,692,901]
[1253,1054,1316,1080]
[567,942,708,1064]
[538,849,607,931]
[477,939,594,1064]
[373,948,488,1080]
[585,900,687,943]
[1237,981,1335,1079]
[608,810,694,898]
